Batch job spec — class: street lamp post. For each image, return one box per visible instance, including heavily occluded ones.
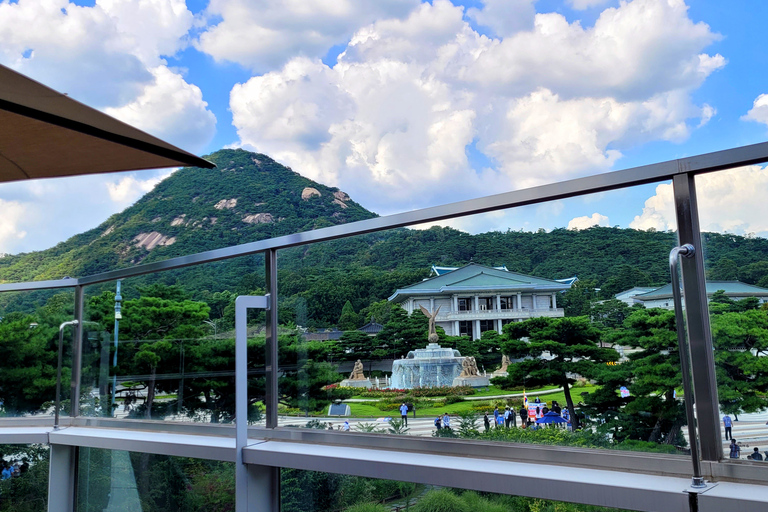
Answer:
[111,280,122,416]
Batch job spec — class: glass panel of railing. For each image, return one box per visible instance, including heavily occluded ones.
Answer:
[76,448,234,512]
[0,443,49,511]
[275,182,690,455]
[80,254,265,424]
[695,167,768,463]
[281,469,635,512]
[0,288,76,419]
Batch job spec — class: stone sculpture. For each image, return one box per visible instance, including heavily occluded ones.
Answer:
[460,356,479,378]
[340,359,372,388]
[419,305,442,343]
[349,359,366,380]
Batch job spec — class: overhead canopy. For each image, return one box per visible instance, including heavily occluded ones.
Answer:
[0,63,214,183]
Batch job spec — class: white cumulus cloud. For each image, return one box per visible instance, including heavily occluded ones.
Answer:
[0,0,214,149]
[197,0,419,71]
[105,66,216,153]
[568,213,610,230]
[742,93,768,127]
[630,166,768,235]
[106,172,171,204]
[229,0,723,215]
[0,200,28,253]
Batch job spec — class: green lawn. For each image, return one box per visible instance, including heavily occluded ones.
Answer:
[346,384,598,418]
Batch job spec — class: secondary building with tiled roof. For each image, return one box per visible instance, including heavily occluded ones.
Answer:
[631,280,768,309]
[388,263,572,340]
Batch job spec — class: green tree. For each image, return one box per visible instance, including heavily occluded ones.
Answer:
[0,313,58,414]
[498,316,617,429]
[338,300,361,330]
[560,280,599,317]
[600,308,686,444]
[710,309,768,415]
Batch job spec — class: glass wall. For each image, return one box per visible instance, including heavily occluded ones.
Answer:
[0,444,49,512]
[79,255,266,424]
[77,448,234,512]
[273,182,693,456]
[0,288,75,418]
[281,469,632,512]
[696,167,768,463]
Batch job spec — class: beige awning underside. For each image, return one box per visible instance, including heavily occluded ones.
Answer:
[0,63,214,183]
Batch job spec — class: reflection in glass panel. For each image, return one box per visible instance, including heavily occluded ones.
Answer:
[695,168,768,463]
[275,184,695,455]
[79,255,265,423]
[0,289,75,417]
[77,448,234,512]
[281,469,631,512]
[0,444,49,511]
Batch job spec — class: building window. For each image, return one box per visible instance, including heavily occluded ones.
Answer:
[479,297,494,310]
[458,321,474,338]
[458,298,472,311]
[500,296,514,309]
[479,320,495,333]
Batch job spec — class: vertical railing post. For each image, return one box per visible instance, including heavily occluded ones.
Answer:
[672,172,723,461]
[265,249,279,429]
[70,285,84,418]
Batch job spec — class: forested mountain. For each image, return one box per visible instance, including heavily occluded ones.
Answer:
[0,148,375,282]
[4,148,768,326]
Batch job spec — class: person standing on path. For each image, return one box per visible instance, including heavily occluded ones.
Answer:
[494,406,500,424]
[434,415,442,430]
[519,406,528,428]
[723,414,733,440]
[442,412,451,430]
[504,407,512,428]
[400,403,409,427]
[729,439,741,459]
[484,412,491,432]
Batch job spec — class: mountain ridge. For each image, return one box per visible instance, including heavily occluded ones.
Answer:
[0,148,377,281]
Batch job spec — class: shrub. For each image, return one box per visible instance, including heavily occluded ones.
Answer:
[344,503,389,512]
[444,395,464,405]
[412,489,470,512]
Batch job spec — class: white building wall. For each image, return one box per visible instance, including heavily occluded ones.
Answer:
[535,295,550,309]
[521,295,533,309]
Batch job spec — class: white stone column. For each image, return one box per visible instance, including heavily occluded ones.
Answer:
[408,298,413,314]
[430,297,435,312]
[517,292,522,310]
[452,295,458,312]
[497,318,502,334]
[532,294,537,310]
[474,295,479,311]
[454,320,459,336]
[495,295,501,310]
[474,319,480,340]
[552,293,557,309]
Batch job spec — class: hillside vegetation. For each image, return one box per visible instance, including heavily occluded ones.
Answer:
[3,149,768,325]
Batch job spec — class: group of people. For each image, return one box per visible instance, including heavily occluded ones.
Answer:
[477,400,568,432]
[434,413,451,430]
[729,439,765,461]
[0,459,28,480]
[725,414,768,461]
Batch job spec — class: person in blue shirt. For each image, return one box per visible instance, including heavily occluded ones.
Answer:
[400,403,409,426]
[723,415,733,440]
[442,413,451,430]
[729,439,740,459]
[1,463,11,480]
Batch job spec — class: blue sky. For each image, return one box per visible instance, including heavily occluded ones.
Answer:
[2,0,768,255]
